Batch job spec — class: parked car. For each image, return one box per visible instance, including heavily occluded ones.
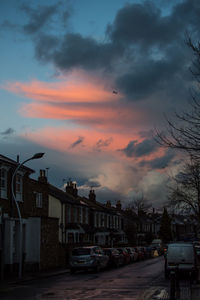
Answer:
[139,247,148,259]
[136,247,145,260]
[126,247,135,263]
[193,241,200,257]
[145,246,154,258]
[69,246,109,274]
[131,247,139,261]
[133,247,140,261]
[103,248,124,268]
[164,242,199,280]
[117,248,131,264]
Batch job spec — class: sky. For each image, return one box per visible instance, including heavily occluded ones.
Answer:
[0,0,200,208]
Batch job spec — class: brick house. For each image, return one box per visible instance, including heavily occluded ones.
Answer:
[0,155,59,276]
[81,193,127,247]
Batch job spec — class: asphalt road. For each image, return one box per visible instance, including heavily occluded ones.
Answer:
[0,256,166,299]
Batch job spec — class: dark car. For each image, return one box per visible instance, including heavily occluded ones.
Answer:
[139,247,148,259]
[126,247,135,263]
[69,246,109,273]
[145,246,154,258]
[165,242,198,280]
[117,248,131,264]
[136,247,145,260]
[103,248,124,267]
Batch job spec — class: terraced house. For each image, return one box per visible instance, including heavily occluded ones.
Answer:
[2,153,167,277]
[0,154,59,277]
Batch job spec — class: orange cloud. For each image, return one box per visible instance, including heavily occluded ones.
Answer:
[21,126,136,154]
[2,71,146,130]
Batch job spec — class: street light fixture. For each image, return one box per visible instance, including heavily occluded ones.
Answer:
[11,152,45,279]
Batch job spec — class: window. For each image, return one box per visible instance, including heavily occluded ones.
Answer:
[16,173,23,201]
[0,168,7,198]
[79,207,83,223]
[67,205,71,223]
[68,232,74,243]
[36,192,43,208]
[74,207,78,222]
[85,208,89,224]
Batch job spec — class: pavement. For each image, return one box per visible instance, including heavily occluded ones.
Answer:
[0,267,70,287]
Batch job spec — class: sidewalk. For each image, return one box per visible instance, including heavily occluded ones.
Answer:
[0,267,70,289]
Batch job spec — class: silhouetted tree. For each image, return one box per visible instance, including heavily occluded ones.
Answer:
[159,207,172,243]
[127,194,152,216]
[156,38,200,158]
[168,158,200,226]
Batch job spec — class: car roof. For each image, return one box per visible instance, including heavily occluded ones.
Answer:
[73,246,99,249]
[168,242,193,247]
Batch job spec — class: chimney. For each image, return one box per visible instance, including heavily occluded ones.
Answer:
[38,169,47,183]
[89,189,96,202]
[116,200,122,210]
[106,200,111,208]
[66,180,78,197]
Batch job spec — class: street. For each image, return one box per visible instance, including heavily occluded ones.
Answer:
[0,256,166,299]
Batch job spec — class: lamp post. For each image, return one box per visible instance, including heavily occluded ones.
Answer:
[11,152,45,279]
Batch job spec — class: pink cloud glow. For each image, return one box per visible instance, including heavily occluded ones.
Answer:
[2,72,147,130]
[2,71,164,163]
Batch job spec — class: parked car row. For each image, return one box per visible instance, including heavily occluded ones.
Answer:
[69,245,159,274]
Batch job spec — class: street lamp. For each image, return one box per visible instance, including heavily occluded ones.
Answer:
[11,152,45,279]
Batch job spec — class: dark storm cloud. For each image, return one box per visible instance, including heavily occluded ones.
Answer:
[22,4,60,34]
[8,0,199,104]
[1,128,15,135]
[116,54,183,99]
[82,180,101,188]
[106,2,178,47]
[107,0,200,48]
[40,33,123,71]
[34,33,59,62]
[69,136,84,148]
[121,138,158,158]
[140,150,175,169]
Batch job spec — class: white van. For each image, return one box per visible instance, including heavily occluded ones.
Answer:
[165,242,198,280]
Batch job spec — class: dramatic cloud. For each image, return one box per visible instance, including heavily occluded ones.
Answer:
[69,136,84,148]
[2,74,148,130]
[1,128,15,135]
[2,0,200,207]
[140,150,175,170]
[121,138,159,158]
[95,138,113,150]
[22,4,60,34]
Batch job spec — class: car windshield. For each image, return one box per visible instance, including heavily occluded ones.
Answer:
[167,244,194,260]
[72,248,91,256]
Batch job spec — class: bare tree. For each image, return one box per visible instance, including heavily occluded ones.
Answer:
[127,194,152,216]
[168,158,200,225]
[155,38,200,157]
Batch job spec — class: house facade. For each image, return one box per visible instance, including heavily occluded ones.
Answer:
[0,155,59,276]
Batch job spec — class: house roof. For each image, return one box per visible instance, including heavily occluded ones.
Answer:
[48,184,80,205]
[0,154,34,173]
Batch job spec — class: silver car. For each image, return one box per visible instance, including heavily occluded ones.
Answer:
[69,246,109,274]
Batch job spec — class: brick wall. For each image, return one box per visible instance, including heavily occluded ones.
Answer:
[40,217,59,270]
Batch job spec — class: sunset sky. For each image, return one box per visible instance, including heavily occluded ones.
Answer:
[0,0,199,208]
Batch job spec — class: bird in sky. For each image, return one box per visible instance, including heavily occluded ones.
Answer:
[113,90,118,94]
